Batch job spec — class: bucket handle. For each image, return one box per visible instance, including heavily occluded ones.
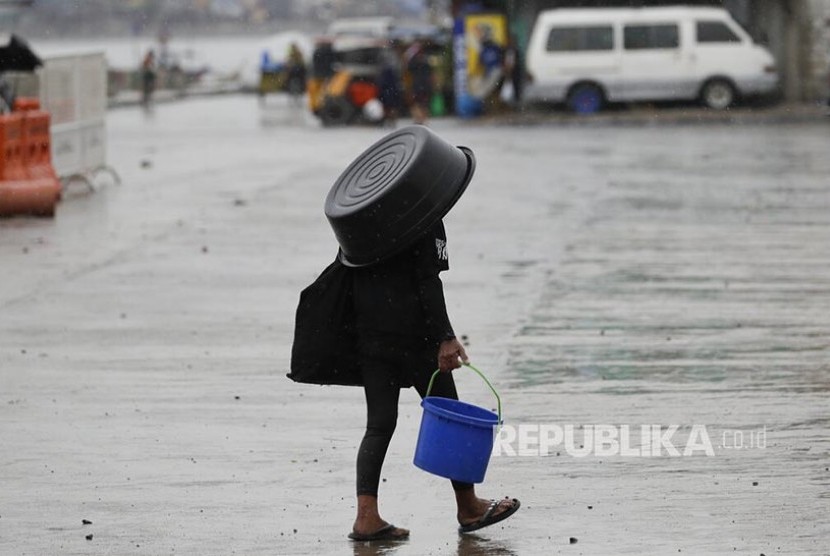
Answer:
[426,363,502,425]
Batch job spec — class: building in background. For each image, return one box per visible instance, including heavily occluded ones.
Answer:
[453,0,830,102]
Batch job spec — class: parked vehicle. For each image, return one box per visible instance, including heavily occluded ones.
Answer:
[524,7,779,113]
[308,37,387,126]
[308,27,452,127]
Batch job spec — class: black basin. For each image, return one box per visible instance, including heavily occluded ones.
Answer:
[325,125,476,267]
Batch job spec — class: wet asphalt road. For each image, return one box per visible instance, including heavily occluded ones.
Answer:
[1,96,829,555]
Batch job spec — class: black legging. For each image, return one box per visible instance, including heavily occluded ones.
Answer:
[356,334,474,496]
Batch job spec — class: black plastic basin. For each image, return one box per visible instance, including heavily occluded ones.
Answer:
[325,125,476,267]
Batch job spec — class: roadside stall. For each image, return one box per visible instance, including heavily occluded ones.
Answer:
[308,22,453,127]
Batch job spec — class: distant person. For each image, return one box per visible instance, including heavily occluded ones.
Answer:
[141,49,157,107]
[308,39,336,114]
[478,26,504,80]
[285,42,307,102]
[287,42,304,67]
[311,40,336,81]
[407,44,433,125]
[0,35,43,112]
[377,48,403,126]
[477,25,505,106]
[503,34,524,106]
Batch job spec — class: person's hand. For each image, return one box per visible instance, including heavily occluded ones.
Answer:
[438,338,468,372]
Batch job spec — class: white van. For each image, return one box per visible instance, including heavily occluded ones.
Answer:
[524,7,778,112]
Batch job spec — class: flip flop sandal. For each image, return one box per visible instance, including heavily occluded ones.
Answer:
[348,523,410,541]
[458,498,521,534]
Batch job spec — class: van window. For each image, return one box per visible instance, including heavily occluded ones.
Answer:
[696,21,741,43]
[546,26,614,52]
[623,24,679,50]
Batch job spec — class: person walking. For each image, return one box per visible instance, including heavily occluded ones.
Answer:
[308,39,336,115]
[377,48,403,126]
[140,49,157,107]
[503,34,525,107]
[285,42,307,105]
[475,24,505,108]
[407,43,433,125]
[290,126,520,542]
[347,220,520,541]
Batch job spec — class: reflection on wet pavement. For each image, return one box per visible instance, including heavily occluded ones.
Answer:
[456,533,518,555]
[349,533,519,556]
[506,125,830,394]
[351,538,408,556]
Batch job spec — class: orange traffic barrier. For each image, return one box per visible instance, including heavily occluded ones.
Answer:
[15,97,62,200]
[0,175,57,217]
[0,108,57,218]
[13,97,40,111]
[0,112,26,181]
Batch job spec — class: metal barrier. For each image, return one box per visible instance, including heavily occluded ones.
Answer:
[37,52,119,190]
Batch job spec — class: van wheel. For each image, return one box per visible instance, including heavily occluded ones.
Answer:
[700,79,735,110]
[567,83,604,114]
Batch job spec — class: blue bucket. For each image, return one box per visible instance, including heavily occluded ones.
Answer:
[413,364,501,484]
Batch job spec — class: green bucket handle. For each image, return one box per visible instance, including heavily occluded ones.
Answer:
[425,362,502,426]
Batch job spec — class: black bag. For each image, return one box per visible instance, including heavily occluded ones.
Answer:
[288,259,361,386]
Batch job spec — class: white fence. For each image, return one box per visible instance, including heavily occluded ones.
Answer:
[37,52,116,185]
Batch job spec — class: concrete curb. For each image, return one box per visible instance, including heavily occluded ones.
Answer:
[463,102,830,127]
[107,88,829,127]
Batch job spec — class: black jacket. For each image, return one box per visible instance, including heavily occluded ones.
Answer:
[351,220,454,341]
[288,221,455,386]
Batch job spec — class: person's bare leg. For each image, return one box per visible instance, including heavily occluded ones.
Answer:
[353,495,409,537]
[412,104,427,125]
[353,495,383,532]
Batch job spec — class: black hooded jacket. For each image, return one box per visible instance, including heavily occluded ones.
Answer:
[351,220,455,342]
[288,221,455,387]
